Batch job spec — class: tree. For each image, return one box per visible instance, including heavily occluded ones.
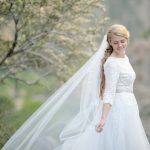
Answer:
[0,0,108,85]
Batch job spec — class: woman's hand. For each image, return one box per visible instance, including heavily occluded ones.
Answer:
[95,118,106,133]
[95,103,111,133]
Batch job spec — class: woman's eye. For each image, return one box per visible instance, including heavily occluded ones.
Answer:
[121,40,125,43]
[114,42,118,44]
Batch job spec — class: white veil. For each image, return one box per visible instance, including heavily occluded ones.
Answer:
[2,35,108,150]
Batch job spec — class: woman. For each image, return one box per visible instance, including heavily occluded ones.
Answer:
[2,24,150,150]
[59,24,150,150]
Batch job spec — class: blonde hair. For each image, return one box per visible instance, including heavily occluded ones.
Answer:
[99,24,130,99]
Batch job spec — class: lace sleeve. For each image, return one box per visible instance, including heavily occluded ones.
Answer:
[103,60,120,105]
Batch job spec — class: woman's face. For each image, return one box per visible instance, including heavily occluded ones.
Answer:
[110,34,128,53]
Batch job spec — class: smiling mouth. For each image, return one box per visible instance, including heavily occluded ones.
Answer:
[118,46,124,49]
[117,48,123,50]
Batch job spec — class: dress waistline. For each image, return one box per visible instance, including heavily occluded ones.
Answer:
[116,89,133,93]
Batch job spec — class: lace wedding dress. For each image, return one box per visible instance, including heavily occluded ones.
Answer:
[57,55,150,150]
[2,35,150,150]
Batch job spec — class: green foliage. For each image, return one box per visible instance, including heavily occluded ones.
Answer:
[0,96,16,148]
[12,99,42,128]
[0,1,107,146]
[0,95,42,149]
[0,0,107,84]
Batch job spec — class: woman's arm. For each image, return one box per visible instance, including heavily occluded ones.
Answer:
[101,103,112,119]
[96,61,119,132]
[96,103,111,132]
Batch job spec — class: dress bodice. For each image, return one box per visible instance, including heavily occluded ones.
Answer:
[102,55,136,105]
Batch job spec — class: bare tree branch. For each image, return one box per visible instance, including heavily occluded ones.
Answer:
[26,51,55,64]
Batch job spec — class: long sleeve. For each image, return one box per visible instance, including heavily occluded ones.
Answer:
[103,60,120,105]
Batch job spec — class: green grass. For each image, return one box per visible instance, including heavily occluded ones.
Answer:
[0,97,42,149]
[0,70,69,148]
[0,71,61,148]
[12,99,42,128]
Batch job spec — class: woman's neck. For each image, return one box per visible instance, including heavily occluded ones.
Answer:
[110,51,126,58]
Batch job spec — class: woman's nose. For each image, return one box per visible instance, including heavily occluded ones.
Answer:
[118,42,122,47]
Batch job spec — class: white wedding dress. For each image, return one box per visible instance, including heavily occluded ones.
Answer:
[57,55,150,150]
[2,35,150,150]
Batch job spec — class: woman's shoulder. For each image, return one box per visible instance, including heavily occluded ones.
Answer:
[104,59,120,74]
[104,57,119,67]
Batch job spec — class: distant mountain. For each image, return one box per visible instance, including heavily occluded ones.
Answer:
[105,0,150,41]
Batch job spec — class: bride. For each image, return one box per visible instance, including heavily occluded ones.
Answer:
[2,24,150,150]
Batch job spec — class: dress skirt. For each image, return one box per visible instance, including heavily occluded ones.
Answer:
[57,92,150,150]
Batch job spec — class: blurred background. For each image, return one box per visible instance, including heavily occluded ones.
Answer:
[0,0,149,148]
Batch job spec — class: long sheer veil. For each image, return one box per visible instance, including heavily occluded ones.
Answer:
[2,35,108,150]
